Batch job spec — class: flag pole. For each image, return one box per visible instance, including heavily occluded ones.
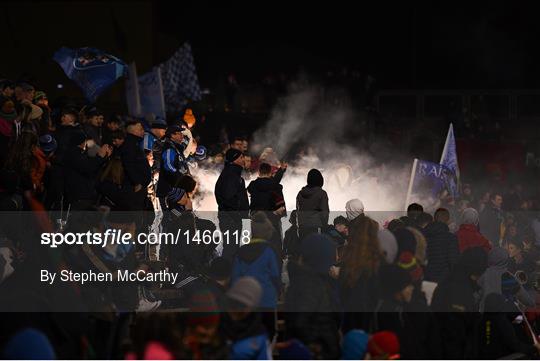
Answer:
[405,158,418,211]
[127,62,142,117]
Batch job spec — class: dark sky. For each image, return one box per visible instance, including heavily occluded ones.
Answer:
[156,1,540,89]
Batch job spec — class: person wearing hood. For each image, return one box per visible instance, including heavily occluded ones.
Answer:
[431,247,489,359]
[215,148,250,260]
[296,168,329,240]
[285,233,341,359]
[63,130,112,210]
[345,198,364,221]
[222,277,272,360]
[423,208,460,283]
[231,211,280,310]
[479,293,540,359]
[478,247,534,312]
[457,208,492,253]
[247,162,286,247]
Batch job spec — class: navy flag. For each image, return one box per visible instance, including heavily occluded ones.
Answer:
[54,47,127,102]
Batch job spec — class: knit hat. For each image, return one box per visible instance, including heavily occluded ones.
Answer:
[0,96,16,121]
[187,289,220,327]
[397,251,423,283]
[166,187,186,206]
[70,130,88,146]
[251,211,274,240]
[208,257,232,281]
[378,229,398,264]
[166,124,185,137]
[193,145,207,161]
[393,228,416,255]
[342,329,369,360]
[225,148,243,164]
[277,339,312,360]
[226,276,262,308]
[1,328,56,360]
[367,331,400,360]
[33,90,47,102]
[379,264,413,297]
[501,272,521,298]
[461,208,479,226]
[39,134,57,155]
[345,199,365,221]
[307,168,324,187]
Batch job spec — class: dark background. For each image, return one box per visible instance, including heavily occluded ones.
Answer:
[2,1,540,92]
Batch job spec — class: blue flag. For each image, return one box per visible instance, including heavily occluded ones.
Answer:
[440,123,460,198]
[53,47,127,102]
[411,159,459,201]
[138,67,166,120]
[159,42,202,114]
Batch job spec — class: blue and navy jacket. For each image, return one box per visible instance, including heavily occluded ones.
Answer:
[156,139,189,197]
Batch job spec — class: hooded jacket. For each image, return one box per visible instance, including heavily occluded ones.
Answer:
[296,186,329,230]
[478,247,534,312]
[423,221,460,283]
[231,240,280,309]
[247,177,285,213]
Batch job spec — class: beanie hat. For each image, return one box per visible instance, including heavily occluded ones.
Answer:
[345,199,365,221]
[393,228,416,255]
[367,331,400,360]
[501,272,521,298]
[277,339,312,360]
[342,329,369,360]
[461,208,479,226]
[70,130,88,146]
[1,328,56,360]
[251,211,274,240]
[194,145,207,161]
[307,168,324,187]
[379,264,412,297]
[33,90,47,102]
[378,229,398,264]
[226,276,262,309]
[39,134,57,155]
[187,289,220,327]
[166,187,186,206]
[0,96,17,121]
[208,257,232,281]
[397,251,423,283]
[225,148,243,164]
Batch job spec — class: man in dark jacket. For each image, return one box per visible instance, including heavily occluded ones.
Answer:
[63,131,112,210]
[119,121,151,211]
[296,168,329,240]
[156,125,190,202]
[431,247,488,359]
[215,148,249,260]
[479,192,504,246]
[247,162,286,248]
[423,208,460,283]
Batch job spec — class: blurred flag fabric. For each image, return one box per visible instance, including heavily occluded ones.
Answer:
[138,67,166,120]
[406,159,459,207]
[440,123,460,198]
[158,42,202,113]
[53,47,127,102]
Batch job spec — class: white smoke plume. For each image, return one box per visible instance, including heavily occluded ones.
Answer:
[192,78,415,226]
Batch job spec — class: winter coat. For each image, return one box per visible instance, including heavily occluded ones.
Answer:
[457,224,492,253]
[479,205,503,245]
[120,133,151,188]
[423,221,460,283]
[339,271,380,332]
[215,163,249,216]
[231,240,280,309]
[63,147,107,203]
[156,140,189,198]
[296,186,329,230]
[247,177,286,244]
